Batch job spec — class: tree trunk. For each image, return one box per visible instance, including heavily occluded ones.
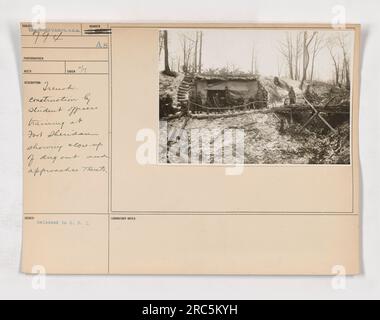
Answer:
[159,32,164,58]
[288,59,294,80]
[194,32,199,73]
[334,60,340,86]
[294,35,299,80]
[310,53,315,82]
[345,62,351,89]
[251,46,255,74]
[343,55,350,89]
[336,66,340,86]
[289,38,294,80]
[163,31,171,74]
[310,36,318,82]
[300,32,317,89]
[198,32,203,74]
[182,37,187,73]
[286,34,294,80]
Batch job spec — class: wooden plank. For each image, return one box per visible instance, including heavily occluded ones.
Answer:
[272,105,350,114]
[299,113,319,132]
[318,113,338,133]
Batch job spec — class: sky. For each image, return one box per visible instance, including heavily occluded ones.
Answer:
[160,29,355,82]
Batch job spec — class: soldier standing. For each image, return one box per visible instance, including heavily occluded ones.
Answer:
[288,87,296,105]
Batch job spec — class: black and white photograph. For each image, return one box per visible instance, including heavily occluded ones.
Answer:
[3,0,380,302]
[159,29,354,165]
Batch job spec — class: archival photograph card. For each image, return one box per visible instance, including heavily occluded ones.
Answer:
[21,23,361,275]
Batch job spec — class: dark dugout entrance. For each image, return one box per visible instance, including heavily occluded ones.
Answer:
[207,89,227,108]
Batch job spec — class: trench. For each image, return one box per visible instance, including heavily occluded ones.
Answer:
[160,112,350,165]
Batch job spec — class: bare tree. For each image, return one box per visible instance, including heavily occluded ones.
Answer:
[180,33,197,73]
[198,31,203,74]
[251,44,257,74]
[186,45,193,72]
[294,33,303,80]
[159,31,165,59]
[330,33,353,88]
[181,35,192,73]
[170,57,177,71]
[300,31,317,89]
[163,30,172,75]
[309,34,324,82]
[327,39,341,86]
[338,34,351,89]
[326,34,352,88]
[177,56,181,72]
[193,31,199,73]
[181,36,188,72]
[278,33,294,79]
[278,32,304,80]
[277,57,284,77]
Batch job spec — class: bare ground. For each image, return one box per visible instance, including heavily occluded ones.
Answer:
[160,112,350,165]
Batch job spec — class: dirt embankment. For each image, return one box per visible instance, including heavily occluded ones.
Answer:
[260,76,350,106]
[159,72,184,107]
[162,112,350,165]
